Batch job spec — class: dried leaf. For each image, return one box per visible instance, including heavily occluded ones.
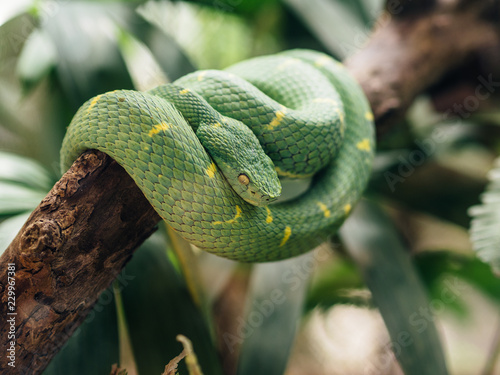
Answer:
[177,335,204,375]
[110,364,128,375]
[162,349,186,375]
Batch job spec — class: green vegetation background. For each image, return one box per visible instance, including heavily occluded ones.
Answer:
[1,1,500,374]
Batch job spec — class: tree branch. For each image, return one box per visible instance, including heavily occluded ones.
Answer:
[1,1,499,373]
[0,151,160,373]
[346,0,499,136]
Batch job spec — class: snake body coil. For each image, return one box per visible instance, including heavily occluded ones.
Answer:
[61,49,375,262]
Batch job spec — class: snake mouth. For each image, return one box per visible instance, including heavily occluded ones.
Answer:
[264,194,278,203]
[244,190,278,206]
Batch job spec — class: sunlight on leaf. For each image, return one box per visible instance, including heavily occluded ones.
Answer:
[166,226,206,311]
[0,181,46,215]
[284,0,366,59]
[114,284,139,375]
[137,1,273,69]
[41,2,134,107]
[0,0,31,26]
[0,151,54,190]
[16,28,56,91]
[117,27,169,91]
[0,212,30,254]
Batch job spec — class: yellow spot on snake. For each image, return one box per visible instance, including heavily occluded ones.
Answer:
[274,166,314,179]
[356,138,371,152]
[317,202,331,218]
[280,226,292,247]
[205,162,217,178]
[344,203,352,215]
[365,111,374,121]
[197,71,207,81]
[179,88,190,95]
[313,98,338,105]
[335,107,345,126]
[213,205,242,225]
[212,122,222,128]
[148,122,170,137]
[265,207,273,223]
[87,94,102,112]
[268,106,287,129]
[314,55,333,67]
[277,58,300,70]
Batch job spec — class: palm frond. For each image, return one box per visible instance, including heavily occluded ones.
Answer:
[469,156,500,275]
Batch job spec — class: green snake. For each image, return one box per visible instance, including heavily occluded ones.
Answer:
[61,49,375,262]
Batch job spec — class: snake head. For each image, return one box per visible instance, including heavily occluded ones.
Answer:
[196,119,281,206]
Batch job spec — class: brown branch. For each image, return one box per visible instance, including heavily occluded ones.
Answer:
[1,1,499,373]
[346,0,499,136]
[0,151,161,373]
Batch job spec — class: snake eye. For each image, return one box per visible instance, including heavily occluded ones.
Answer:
[238,174,250,185]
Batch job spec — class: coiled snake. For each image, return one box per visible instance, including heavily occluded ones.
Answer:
[61,49,375,262]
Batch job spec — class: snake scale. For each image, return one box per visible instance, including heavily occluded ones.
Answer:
[61,49,375,262]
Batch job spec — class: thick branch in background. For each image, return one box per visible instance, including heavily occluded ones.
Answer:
[347,0,499,136]
[0,0,499,373]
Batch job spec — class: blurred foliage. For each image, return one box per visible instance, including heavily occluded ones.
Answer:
[1,1,500,374]
[341,201,449,375]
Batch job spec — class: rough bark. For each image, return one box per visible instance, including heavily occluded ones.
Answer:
[0,151,161,373]
[1,0,499,373]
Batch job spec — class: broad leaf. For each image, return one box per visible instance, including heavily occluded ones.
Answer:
[0,181,46,216]
[284,0,366,58]
[43,287,120,375]
[340,200,449,375]
[237,253,313,375]
[0,151,54,190]
[0,212,30,253]
[121,227,223,375]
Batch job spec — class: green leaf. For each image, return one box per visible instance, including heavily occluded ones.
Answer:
[359,0,385,23]
[340,200,449,375]
[0,151,54,190]
[237,253,313,375]
[116,27,170,91]
[16,28,57,91]
[114,284,139,375]
[284,0,366,59]
[0,212,30,254]
[415,251,500,309]
[120,228,223,375]
[41,2,134,108]
[0,181,46,216]
[114,5,195,82]
[43,287,120,375]
[305,254,366,311]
